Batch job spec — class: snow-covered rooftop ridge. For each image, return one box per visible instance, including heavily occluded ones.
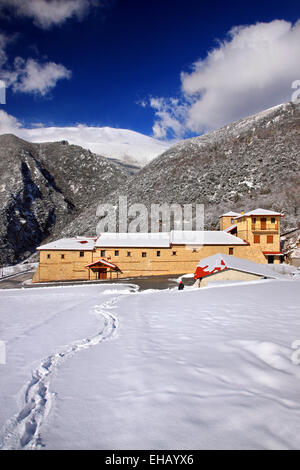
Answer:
[37,238,96,251]
[196,253,285,279]
[96,232,170,247]
[39,230,248,250]
[224,224,238,233]
[220,211,241,218]
[97,231,247,247]
[170,230,247,246]
[220,208,283,219]
[236,208,283,218]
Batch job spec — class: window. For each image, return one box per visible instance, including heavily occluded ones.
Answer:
[157,251,161,257]
[47,254,51,259]
[192,248,197,253]
[254,234,260,244]
[229,247,234,255]
[114,250,119,256]
[80,251,84,257]
[267,235,273,244]
[127,251,131,257]
[231,218,235,224]
[172,251,177,256]
[101,250,106,257]
[271,217,276,224]
[61,254,65,259]
[142,252,147,258]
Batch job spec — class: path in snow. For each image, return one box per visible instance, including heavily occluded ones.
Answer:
[0,296,120,450]
[41,279,300,450]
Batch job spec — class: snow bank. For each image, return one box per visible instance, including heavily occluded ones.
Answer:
[1,262,38,278]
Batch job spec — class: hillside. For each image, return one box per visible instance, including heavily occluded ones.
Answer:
[59,102,300,239]
[0,135,128,264]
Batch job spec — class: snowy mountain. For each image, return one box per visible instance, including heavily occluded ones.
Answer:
[13,126,171,168]
[0,134,128,264]
[59,101,300,238]
[108,101,300,229]
[281,227,300,263]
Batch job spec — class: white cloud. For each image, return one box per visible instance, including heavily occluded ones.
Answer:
[0,1,100,95]
[11,58,71,95]
[147,19,300,138]
[0,109,22,133]
[0,34,71,96]
[0,0,99,29]
[149,97,187,139]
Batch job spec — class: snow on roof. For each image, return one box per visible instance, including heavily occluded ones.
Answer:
[171,230,247,246]
[37,238,96,251]
[236,208,283,219]
[219,211,241,218]
[96,230,247,247]
[38,230,247,251]
[75,236,97,240]
[224,224,238,233]
[194,253,285,280]
[96,232,170,247]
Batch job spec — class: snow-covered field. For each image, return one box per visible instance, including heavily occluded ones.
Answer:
[1,278,300,450]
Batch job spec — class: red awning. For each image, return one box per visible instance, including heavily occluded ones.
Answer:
[85,258,121,271]
[262,251,284,256]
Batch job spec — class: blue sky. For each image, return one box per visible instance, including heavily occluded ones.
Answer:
[0,0,300,141]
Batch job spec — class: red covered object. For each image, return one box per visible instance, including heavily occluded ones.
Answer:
[194,259,227,279]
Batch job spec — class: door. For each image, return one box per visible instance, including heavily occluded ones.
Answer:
[93,268,107,279]
[261,218,267,230]
[268,255,274,264]
[98,268,107,279]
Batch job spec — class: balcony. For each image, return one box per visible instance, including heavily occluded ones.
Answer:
[251,223,278,232]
